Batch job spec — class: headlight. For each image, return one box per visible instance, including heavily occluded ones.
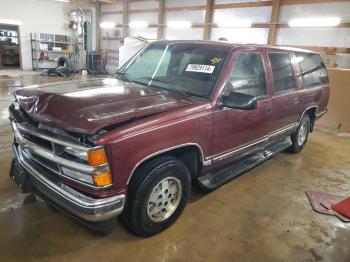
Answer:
[62,146,112,187]
[61,166,94,184]
[63,146,88,161]
[63,147,108,167]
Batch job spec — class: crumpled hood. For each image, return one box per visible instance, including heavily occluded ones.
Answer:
[15,78,194,135]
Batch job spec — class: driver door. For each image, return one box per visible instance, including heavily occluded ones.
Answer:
[211,51,271,163]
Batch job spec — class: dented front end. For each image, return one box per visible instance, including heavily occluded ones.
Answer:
[9,102,125,222]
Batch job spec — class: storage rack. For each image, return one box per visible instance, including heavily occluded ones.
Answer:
[30,32,74,70]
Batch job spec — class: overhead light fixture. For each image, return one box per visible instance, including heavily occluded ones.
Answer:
[217,19,252,28]
[288,17,341,27]
[167,21,192,29]
[100,22,116,29]
[0,19,22,25]
[129,21,149,29]
[55,0,70,2]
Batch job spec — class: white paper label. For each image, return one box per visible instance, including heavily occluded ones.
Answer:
[185,64,215,74]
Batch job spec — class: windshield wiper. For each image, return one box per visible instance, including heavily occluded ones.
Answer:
[114,71,131,82]
[136,76,172,83]
[125,76,191,98]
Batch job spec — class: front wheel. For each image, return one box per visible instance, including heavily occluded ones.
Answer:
[122,156,191,237]
[289,115,310,153]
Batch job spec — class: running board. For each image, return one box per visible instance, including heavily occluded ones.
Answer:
[197,137,292,191]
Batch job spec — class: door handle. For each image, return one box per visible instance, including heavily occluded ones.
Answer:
[265,106,272,113]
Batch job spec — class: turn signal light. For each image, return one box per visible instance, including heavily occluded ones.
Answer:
[88,149,108,166]
[93,173,112,187]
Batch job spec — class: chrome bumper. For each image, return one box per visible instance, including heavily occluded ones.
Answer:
[12,143,125,222]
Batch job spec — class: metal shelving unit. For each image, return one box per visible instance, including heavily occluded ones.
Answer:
[30,32,74,70]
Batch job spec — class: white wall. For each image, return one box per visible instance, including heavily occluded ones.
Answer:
[0,0,96,70]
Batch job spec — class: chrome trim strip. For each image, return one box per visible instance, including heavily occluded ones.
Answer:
[268,123,298,139]
[203,159,212,166]
[14,145,125,222]
[114,112,212,143]
[207,123,298,164]
[12,122,109,175]
[212,136,268,162]
[316,110,327,118]
[127,143,205,185]
[16,122,101,152]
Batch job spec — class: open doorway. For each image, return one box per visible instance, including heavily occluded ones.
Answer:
[0,23,21,70]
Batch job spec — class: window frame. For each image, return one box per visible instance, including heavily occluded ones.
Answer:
[267,51,298,96]
[221,50,269,100]
[293,51,329,89]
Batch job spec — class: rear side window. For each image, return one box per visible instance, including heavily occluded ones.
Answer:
[268,53,296,93]
[295,52,329,88]
[223,52,267,97]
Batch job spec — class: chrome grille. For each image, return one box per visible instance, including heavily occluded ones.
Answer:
[10,104,111,190]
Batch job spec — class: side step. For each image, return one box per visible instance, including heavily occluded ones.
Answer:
[197,137,292,191]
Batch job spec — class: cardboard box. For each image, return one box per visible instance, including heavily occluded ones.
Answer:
[316,68,350,132]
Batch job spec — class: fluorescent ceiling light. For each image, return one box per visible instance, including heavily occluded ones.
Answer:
[100,22,116,29]
[0,19,22,25]
[167,21,192,29]
[288,17,341,27]
[55,0,70,2]
[217,19,252,28]
[129,21,148,29]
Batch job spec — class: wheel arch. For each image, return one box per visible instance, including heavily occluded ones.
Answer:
[300,106,317,132]
[126,143,205,185]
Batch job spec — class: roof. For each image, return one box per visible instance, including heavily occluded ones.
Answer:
[153,40,318,54]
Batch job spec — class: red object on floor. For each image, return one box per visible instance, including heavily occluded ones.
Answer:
[306,191,344,215]
[332,197,350,219]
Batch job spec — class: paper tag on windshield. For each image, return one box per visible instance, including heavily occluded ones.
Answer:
[185,64,215,74]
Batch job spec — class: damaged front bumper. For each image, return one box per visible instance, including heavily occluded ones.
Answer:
[11,143,125,222]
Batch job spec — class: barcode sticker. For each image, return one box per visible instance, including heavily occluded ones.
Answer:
[185,64,215,74]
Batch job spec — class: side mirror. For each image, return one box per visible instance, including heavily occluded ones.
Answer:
[221,92,257,110]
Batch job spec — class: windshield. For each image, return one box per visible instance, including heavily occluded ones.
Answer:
[116,42,229,99]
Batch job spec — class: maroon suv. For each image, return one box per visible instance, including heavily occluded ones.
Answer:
[9,40,329,236]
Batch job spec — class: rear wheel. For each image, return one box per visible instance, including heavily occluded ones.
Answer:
[122,156,191,237]
[289,115,310,153]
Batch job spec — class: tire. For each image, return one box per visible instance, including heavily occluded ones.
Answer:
[289,115,310,153]
[122,156,191,237]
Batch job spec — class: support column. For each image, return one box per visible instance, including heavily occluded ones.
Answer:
[203,0,214,40]
[267,0,281,45]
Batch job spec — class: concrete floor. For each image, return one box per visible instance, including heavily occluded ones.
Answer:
[0,71,350,261]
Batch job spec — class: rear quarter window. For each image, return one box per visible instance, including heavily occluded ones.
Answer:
[295,52,329,88]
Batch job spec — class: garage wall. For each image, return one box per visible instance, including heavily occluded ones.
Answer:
[276,2,350,48]
[0,0,73,70]
[211,5,270,43]
[100,1,350,58]
[0,0,97,71]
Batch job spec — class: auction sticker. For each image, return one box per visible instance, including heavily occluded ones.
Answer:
[185,64,215,74]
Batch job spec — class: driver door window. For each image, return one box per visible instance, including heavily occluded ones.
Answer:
[223,52,267,97]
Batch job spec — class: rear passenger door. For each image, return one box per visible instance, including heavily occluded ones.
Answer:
[266,52,300,143]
